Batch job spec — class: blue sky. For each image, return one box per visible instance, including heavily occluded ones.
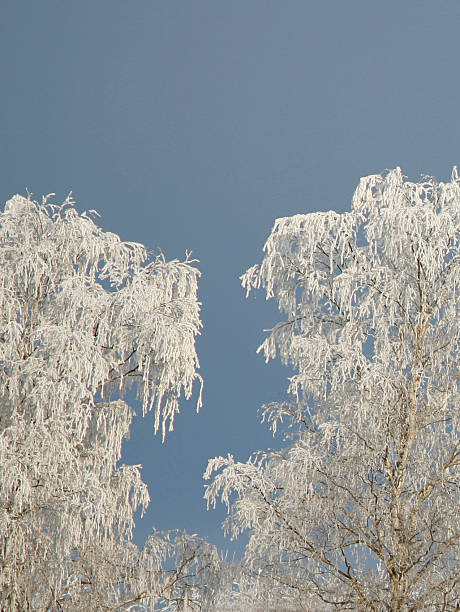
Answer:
[1,0,459,557]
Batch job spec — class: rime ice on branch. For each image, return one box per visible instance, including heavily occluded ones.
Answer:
[206,168,459,612]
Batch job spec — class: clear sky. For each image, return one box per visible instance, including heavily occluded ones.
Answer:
[1,0,459,557]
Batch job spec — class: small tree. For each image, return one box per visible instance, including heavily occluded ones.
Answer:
[0,194,204,609]
[206,168,459,611]
[58,530,226,611]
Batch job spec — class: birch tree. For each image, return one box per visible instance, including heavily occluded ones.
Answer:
[206,168,459,611]
[0,194,205,610]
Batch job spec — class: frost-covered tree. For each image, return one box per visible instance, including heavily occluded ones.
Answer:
[206,169,459,611]
[0,194,205,610]
[56,530,226,611]
[150,531,228,611]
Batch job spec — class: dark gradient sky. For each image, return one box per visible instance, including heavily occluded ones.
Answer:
[1,0,459,557]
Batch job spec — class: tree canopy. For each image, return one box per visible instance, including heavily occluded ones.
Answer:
[1,167,458,611]
[0,194,207,610]
[206,168,459,611]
